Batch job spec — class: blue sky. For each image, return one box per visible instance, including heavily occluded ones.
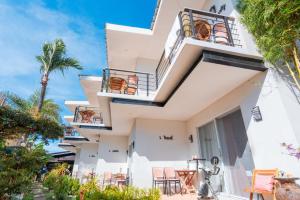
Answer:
[0,0,157,152]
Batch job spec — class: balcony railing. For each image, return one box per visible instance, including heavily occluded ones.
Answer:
[64,126,80,137]
[101,9,241,97]
[101,68,156,97]
[155,8,241,87]
[73,106,103,125]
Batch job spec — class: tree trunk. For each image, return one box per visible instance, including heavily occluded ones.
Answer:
[37,73,48,113]
[286,61,300,91]
[292,46,300,78]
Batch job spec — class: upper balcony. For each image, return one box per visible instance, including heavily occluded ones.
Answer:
[99,8,264,106]
[100,68,157,100]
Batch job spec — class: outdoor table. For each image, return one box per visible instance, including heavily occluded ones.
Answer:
[275,177,300,200]
[175,169,197,194]
[79,110,95,123]
[113,173,127,187]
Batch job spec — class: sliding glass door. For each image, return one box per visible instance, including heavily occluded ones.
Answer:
[216,109,254,197]
[198,121,224,193]
[197,109,254,197]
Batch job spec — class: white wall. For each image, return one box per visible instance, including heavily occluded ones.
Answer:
[96,135,128,176]
[187,70,300,186]
[75,143,99,183]
[130,118,190,188]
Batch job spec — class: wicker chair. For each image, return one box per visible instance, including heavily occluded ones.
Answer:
[109,77,127,93]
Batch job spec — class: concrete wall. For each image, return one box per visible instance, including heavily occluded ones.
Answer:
[74,143,99,182]
[130,118,190,188]
[187,70,300,188]
[96,135,128,176]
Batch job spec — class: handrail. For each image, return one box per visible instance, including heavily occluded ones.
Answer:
[101,68,156,97]
[155,8,241,88]
[73,106,103,124]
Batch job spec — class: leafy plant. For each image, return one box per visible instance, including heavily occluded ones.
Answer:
[237,0,300,89]
[5,90,61,122]
[79,180,160,200]
[0,106,63,142]
[0,143,49,197]
[43,164,80,200]
[36,39,83,112]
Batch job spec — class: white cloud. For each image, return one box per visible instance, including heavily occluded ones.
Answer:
[0,1,105,152]
[0,1,104,100]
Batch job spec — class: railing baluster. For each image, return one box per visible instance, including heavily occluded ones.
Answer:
[146,73,149,96]
[101,68,106,92]
[189,9,196,38]
[224,16,234,46]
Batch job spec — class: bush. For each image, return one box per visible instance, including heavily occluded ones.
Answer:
[0,143,49,197]
[79,180,160,200]
[43,165,80,200]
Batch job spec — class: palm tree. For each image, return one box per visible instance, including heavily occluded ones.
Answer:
[6,90,61,122]
[36,39,83,112]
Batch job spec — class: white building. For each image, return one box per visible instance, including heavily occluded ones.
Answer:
[60,0,300,198]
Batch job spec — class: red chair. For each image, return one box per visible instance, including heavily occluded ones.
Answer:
[103,171,113,186]
[152,167,166,192]
[164,167,182,195]
[213,23,229,44]
[245,169,278,200]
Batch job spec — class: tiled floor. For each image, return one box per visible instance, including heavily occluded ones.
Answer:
[161,194,198,200]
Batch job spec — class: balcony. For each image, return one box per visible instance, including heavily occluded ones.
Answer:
[100,9,262,104]
[156,8,241,87]
[72,106,104,128]
[101,68,156,99]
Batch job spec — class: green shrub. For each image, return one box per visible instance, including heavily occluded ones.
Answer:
[79,180,160,200]
[43,165,80,200]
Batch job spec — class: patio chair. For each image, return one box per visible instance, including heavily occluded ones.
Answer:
[109,77,127,94]
[213,23,229,44]
[103,171,114,186]
[152,167,166,192]
[194,20,211,41]
[245,169,278,200]
[164,167,182,195]
[126,75,138,95]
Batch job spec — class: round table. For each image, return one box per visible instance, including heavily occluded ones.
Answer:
[275,177,300,200]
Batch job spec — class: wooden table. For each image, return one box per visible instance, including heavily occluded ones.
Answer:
[175,170,197,194]
[79,110,95,123]
[275,177,300,200]
[113,173,127,187]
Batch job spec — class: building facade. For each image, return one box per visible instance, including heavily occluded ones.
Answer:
[60,0,300,198]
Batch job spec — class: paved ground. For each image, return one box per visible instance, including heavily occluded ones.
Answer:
[32,182,46,200]
[162,194,198,200]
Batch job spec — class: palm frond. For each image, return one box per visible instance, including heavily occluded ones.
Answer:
[5,92,30,111]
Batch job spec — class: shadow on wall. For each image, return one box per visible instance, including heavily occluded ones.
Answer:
[131,119,190,162]
[240,72,267,131]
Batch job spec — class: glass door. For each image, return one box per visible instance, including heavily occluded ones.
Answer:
[216,109,254,197]
[198,121,224,193]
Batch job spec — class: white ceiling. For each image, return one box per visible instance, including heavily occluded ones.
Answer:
[109,61,260,134]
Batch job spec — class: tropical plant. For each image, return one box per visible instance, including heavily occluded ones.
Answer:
[0,105,63,142]
[79,180,160,200]
[43,164,80,200]
[36,39,83,112]
[5,90,60,122]
[237,0,300,89]
[0,143,49,198]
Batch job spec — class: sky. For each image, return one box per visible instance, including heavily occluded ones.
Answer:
[0,0,157,152]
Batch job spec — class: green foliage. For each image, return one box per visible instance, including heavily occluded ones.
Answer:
[0,143,49,197]
[79,180,160,200]
[0,106,63,142]
[5,90,61,123]
[36,39,82,75]
[238,0,300,64]
[43,165,80,200]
